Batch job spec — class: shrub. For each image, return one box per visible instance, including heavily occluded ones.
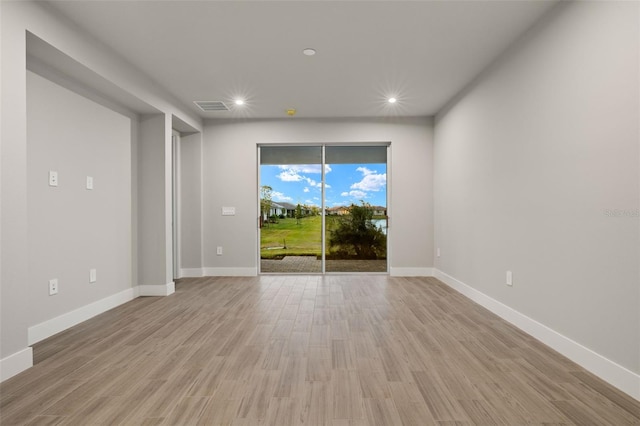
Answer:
[329,202,386,259]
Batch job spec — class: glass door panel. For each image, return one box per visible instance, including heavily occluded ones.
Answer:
[324,146,388,273]
[259,146,323,273]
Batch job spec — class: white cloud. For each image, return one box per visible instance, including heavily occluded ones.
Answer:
[277,169,303,182]
[276,165,333,189]
[342,190,367,199]
[276,172,324,187]
[303,187,310,193]
[278,164,331,174]
[351,170,386,192]
[272,191,292,201]
[356,166,375,175]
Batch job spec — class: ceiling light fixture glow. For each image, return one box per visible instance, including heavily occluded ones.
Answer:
[303,48,316,56]
[234,99,245,106]
[388,97,397,104]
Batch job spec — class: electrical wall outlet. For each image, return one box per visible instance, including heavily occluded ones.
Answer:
[216,246,223,256]
[89,269,97,283]
[49,171,58,187]
[49,279,59,295]
[86,176,94,190]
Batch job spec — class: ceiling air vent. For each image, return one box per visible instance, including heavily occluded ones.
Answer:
[194,101,229,112]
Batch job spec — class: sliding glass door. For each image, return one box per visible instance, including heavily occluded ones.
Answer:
[259,144,388,274]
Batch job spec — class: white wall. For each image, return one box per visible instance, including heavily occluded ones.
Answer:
[27,70,131,327]
[434,1,639,396]
[200,117,434,276]
[1,1,201,380]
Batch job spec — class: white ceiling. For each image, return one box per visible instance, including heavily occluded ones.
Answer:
[46,0,559,120]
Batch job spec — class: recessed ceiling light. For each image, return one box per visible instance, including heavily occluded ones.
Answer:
[388,97,397,104]
[234,99,245,106]
[303,48,316,56]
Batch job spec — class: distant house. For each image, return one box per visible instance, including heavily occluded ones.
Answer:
[326,205,386,216]
[278,202,298,217]
[262,201,315,218]
[266,202,284,219]
[369,206,387,216]
[267,202,383,218]
[326,206,349,216]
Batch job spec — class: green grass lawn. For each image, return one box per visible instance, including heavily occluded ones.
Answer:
[260,215,387,259]
[260,216,322,259]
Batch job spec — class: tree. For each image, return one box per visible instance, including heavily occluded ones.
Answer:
[260,185,272,227]
[329,201,387,259]
[295,203,303,225]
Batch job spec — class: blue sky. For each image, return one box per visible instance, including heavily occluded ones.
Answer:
[260,163,387,208]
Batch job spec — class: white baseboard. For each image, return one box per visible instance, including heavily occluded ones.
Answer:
[29,283,176,345]
[0,347,33,382]
[9,282,175,382]
[434,269,640,401]
[138,281,175,296]
[203,267,257,277]
[390,267,434,277]
[28,287,137,345]
[179,268,204,278]
[196,267,433,278]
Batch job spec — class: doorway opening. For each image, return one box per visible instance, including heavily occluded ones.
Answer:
[258,144,389,274]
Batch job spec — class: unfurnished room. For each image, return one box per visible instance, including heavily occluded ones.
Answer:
[1,1,639,424]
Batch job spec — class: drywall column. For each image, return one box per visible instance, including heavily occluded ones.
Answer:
[179,132,203,276]
[0,1,33,380]
[137,113,175,295]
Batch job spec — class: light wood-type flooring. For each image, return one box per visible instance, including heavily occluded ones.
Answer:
[1,276,639,425]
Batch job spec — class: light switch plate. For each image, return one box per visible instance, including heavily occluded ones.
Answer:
[86,176,94,190]
[89,269,97,283]
[222,207,236,216]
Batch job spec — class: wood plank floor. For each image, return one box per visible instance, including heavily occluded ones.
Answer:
[1,275,639,425]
